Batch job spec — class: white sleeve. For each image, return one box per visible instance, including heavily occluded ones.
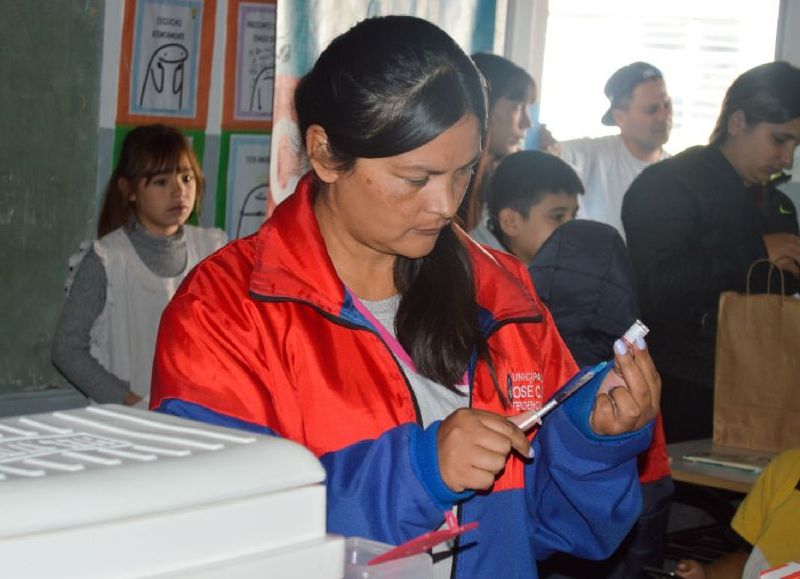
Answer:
[558,138,596,184]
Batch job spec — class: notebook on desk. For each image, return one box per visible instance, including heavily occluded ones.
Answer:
[682,448,773,474]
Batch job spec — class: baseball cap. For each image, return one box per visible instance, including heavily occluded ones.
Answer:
[601,62,663,126]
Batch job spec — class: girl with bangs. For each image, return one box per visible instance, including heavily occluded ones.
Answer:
[53,124,226,407]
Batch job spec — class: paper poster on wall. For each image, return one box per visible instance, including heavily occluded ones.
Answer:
[223,0,276,130]
[117,0,216,127]
[225,133,271,238]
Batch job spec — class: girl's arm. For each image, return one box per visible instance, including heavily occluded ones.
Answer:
[52,249,133,403]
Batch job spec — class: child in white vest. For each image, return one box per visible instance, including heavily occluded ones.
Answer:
[52,124,227,407]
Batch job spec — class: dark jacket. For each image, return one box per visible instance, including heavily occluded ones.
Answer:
[529,220,639,367]
[621,145,799,387]
[529,219,669,484]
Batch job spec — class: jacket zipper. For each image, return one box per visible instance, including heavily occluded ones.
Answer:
[449,313,543,579]
[252,293,543,578]
[248,292,424,425]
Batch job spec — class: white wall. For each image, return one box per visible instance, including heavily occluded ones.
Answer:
[776,0,800,65]
[776,0,800,219]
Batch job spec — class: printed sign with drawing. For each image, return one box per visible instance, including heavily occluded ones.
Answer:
[225,134,271,239]
[116,0,216,127]
[130,0,203,117]
[235,3,276,121]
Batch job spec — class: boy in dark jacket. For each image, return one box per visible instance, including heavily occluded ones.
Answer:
[531,220,672,579]
[482,151,673,579]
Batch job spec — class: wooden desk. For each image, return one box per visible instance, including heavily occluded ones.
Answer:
[667,439,775,494]
[664,440,776,564]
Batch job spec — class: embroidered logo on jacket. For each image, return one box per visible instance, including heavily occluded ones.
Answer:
[506,371,545,412]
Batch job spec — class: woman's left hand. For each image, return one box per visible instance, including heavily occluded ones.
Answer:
[590,338,661,435]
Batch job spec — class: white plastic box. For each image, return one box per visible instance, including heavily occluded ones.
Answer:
[0,404,344,578]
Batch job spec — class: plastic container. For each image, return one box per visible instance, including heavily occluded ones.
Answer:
[0,404,343,578]
[344,537,433,579]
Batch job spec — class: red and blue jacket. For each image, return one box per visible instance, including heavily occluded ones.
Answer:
[151,173,653,578]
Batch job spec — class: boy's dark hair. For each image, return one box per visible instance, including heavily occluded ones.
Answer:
[487,151,584,245]
[294,16,497,395]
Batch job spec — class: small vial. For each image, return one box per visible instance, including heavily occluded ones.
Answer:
[621,319,649,350]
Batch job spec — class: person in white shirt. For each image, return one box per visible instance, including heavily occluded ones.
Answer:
[549,62,673,237]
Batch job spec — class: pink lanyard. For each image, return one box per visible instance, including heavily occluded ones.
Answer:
[349,291,468,387]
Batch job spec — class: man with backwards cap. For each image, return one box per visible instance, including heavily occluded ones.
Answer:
[552,62,673,238]
[538,62,675,579]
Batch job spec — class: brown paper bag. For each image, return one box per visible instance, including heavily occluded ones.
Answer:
[713,260,800,453]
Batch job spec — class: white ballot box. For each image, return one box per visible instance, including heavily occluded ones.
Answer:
[0,405,344,578]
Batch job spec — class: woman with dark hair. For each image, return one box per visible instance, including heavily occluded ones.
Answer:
[462,53,537,240]
[622,61,800,443]
[151,16,659,578]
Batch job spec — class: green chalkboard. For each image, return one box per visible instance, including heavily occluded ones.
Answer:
[0,1,104,394]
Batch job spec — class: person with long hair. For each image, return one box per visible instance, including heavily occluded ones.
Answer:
[622,61,800,443]
[52,124,226,407]
[462,53,537,245]
[151,17,660,578]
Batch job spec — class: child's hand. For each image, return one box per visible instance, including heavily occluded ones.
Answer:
[590,337,661,435]
[123,391,143,406]
[675,559,706,579]
[538,125,561,156]
[437,408,531,492]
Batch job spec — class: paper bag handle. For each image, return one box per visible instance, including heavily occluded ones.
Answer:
[746,258,786,296]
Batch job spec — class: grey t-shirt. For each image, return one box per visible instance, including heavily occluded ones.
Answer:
[360,294,469,428]
[360,294,468,579]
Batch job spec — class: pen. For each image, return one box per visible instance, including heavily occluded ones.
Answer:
[508,361,610,431]
[508,320,650,432]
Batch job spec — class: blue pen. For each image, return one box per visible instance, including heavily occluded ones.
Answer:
[508,319,649,432]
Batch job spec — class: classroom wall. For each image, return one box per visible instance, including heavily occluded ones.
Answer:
[0,1,104,405]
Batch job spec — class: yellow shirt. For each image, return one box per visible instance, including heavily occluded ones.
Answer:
[732,448,800,567]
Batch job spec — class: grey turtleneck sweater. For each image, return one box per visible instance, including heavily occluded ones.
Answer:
[52,222,188,403]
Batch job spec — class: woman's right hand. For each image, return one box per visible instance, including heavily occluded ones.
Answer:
[763,232,800,277]
[437,408,531,492]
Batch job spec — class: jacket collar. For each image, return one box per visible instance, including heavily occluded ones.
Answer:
[250,172,346,315]
[249,172,540,322]
[705,145,749,192]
